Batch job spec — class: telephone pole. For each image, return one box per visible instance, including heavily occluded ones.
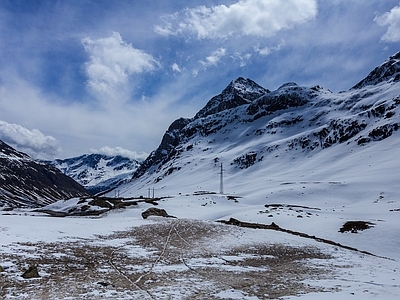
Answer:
[219,163,224,194]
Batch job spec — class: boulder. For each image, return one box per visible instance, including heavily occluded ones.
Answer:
[141,207,175,219]
[21,265,40,279]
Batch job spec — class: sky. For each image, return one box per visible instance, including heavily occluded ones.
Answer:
[0,0,399,160]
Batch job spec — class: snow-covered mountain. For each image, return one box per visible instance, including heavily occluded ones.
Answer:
[0,140,89,208]
[123,52,400,199]
[48,154,142,194]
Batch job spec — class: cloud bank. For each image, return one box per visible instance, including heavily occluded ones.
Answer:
[155,0,317,39]
[0,120,61,158]
[82,32,159,103]
[375,5,400,42]
[90,146,148,161]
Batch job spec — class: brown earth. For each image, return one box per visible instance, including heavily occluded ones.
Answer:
[0,219,338,299]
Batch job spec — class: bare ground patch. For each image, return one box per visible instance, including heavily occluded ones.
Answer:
[1,219,337,299]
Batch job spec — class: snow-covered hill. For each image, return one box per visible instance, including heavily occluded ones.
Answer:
[0,140,89,208]
[48,154,142,194]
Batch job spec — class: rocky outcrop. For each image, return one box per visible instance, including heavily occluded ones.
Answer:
[133,118,191,179]
[352,51,400,89]
[141,207,175,219]
[195,77,269,119]
[21,266,40,279]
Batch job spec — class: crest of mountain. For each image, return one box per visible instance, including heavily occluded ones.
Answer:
[133,78,269,179]
[130,52,400,188]
[0,140,89,208]
[194,77,270,119]
[352,51,400,89]
[48,154,141,194]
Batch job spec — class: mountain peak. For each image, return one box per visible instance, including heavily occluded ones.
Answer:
[278,82,298,89]
[195,77,270,118]
[352,51,400,89]
[49,153,141,194]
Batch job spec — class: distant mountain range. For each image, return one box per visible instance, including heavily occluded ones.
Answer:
[47,154,142,194]
[0,140,89,208]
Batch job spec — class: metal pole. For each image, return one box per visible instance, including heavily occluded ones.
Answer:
[219,163,224,194]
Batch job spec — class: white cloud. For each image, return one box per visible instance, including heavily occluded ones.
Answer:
[200,48,227,67]
[82,32,159,103]
[255,40,285,56]
[90,146,148,161]
[171,63,181,72]
[0,72,197,161]
[375,5,400,42]
[155,0,317,39]
[0,120,61,158]
[232,52,252,67]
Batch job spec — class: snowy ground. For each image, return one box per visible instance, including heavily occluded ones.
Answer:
[1,190,400,299]
[1,135,400,299]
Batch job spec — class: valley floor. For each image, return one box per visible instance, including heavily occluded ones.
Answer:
[1,196,400,299]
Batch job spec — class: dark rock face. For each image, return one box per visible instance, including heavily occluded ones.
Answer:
[133,117,191,179]
[352,51,400,89]
[0,140,90,208]
[195,77,270,119]
[247,91,309,118]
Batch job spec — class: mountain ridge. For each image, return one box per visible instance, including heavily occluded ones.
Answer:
[0,140,89,208]
[127,52,400,194]
[48,153,142,194]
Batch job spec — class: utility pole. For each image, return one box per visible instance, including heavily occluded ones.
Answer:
[219,163,224,194]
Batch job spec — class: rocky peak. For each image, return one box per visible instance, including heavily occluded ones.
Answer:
[352,51,400,89]
[194,77,270,119]
[278,82,298,89]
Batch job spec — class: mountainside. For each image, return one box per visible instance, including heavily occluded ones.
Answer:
[48,154,141,194]
[126,52,400,196]
[0,140,89,208]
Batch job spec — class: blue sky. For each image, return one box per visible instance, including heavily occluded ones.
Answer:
[0,0,399,159]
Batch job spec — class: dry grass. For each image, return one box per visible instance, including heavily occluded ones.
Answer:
[1,219,336,299]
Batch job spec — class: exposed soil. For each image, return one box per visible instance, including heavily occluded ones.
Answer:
[0,219,337,299]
